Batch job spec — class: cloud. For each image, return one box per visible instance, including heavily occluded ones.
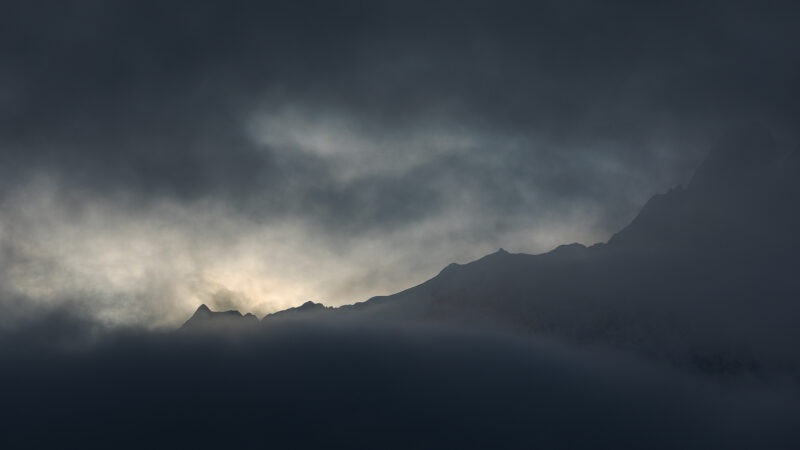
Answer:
[1,1,800,322]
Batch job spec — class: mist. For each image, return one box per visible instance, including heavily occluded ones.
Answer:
[2,314,798,449]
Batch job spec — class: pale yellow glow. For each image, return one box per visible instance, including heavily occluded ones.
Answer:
[0,172,608,328]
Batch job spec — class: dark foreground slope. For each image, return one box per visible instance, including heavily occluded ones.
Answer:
[3,319,799,449]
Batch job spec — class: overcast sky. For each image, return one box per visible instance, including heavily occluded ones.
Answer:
[1,0,798,326]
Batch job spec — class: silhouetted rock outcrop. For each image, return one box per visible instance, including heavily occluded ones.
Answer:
[262,301,329,322]
[181,304,258,331]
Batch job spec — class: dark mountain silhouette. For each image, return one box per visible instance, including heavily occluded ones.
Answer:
[181,301,329,331]
[181,304,258,331]
[262,300,329,322]
[184,127,800,374]
[7,128,800,450]
[337,127,799,372]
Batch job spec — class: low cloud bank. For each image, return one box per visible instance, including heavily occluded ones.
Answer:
[1,314,798,449]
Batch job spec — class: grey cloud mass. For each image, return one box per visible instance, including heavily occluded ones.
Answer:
[1,0,799,323]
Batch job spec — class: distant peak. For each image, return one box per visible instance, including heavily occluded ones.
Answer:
[295,301,326,311]
[261,300,328,322]
[475,247,512,263]
[439,262,462,275]
[181,304,257,330]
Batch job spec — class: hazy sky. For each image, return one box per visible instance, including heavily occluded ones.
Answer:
[1,1,799,326]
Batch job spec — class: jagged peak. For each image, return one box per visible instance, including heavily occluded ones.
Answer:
[438,262,461,276]
[260,300,330,322]
[243,313,259,322]
[181,304,258,330]
[192,304,212,316]
[480,248,509,259]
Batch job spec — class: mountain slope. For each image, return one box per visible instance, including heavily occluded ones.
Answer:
[343,128,800,371]
[184,128,800,373]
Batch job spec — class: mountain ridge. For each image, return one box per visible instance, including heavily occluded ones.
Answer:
[181,129,800,375]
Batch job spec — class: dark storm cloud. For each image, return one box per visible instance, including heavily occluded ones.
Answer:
[2,0,800,320]
[3,0,799,230]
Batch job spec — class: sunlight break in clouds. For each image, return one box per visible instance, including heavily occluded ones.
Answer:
[0,170,610,327]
